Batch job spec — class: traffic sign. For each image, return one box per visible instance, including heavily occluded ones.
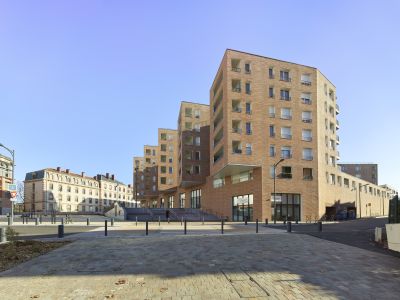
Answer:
[10,191,17,198]
[8,184,17,192]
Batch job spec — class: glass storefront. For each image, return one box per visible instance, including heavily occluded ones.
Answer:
[232,194,253,221]
[271,193,301,221]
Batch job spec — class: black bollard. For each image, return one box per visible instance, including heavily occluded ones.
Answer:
[245,217,248,225]
[105,220,108,236]
[283,219,286,225]
[184,220,187,234]
[39,215,42,224]
[136,216,138,226]
[145,221,148,236]
[221,220,224,234]
[296,219,298,224]
[181,217,183,226]
[111,218,114,227]
[167,217,170,224]
[265,218,268,225]
[87,218,90,226]
[256,219,259,233]
[287,221,292,233]
[7,216,11,226]
[158,216,160,226]
[202,216,204,225]
[35,218,39,226]
[318,221,322,232]
[22,217,25,224]
[58,224,64,238]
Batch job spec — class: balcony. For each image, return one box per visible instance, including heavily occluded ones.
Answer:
[231,67,241,72]
[336,135,340,144]
[301,80,312,86]
[232,120,242,134]
[301,98,312,105]
[246,129,252,135]
[232,79,241,93]
[232,141,242,155]
[279,173,292,179]
[336,104,340,114]
[302,119,312,123]
[280,77,291,82]
[232,127,242,134]
[232,149,242,154]
[336,120,340,129]
[213,127,223,148]
[231,59,241,73]
[280,96,291,101]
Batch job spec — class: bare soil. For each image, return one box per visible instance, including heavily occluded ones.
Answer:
[0,240,69,272]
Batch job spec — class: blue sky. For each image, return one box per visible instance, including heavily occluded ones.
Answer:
[0,0,399,190]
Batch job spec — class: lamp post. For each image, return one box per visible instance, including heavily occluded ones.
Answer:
[359,183,369,218]
[0,143,15,225]
[273,158,285,224]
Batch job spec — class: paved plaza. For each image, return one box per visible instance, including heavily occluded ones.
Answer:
[1,222,400,300]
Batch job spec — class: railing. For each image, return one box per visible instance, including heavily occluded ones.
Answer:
[303,156,313,161]
[280,77,291,82]
[269,94,275,99]
[246,110,252,115]
[232,149,242,154]
[302,136,312,142]
[303,175,313,180]
[301,80,312,86]
[232,128,242,134]
[280,96,291,101]
[301,98,312,105]
[232,107,242,113]
[279,173,292,179]
[281,134,292,139]
[245,90,251,95]
[302,119,312,123]
[281,115,292,120]
[281,153,292,159]
[231,67,241,72]
[245,69,251,74]
[213,137,223,148]
[245,149,252,155]
[232,87,241,93]
[270,132,276,137]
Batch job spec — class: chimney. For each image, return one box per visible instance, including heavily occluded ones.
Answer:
[106,173,109,179]
[56,167,61,172]
[66,169,70,174]
[81,172,85,177]
[111,174,115,180]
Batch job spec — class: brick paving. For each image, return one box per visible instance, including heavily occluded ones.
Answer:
[0,230,400,299]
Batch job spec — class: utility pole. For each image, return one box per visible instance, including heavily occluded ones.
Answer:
[273,158,284,224]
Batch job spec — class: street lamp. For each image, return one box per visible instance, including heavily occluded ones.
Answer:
[273,158,285,224]
[359,183,369,218]
[0,143,15,225]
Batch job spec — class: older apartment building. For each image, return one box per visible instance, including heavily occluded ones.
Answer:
[24,167,135,213]
[0,154,13,214]
[134,49,393,221]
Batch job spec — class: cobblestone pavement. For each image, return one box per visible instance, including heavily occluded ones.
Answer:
[1,231,400,300]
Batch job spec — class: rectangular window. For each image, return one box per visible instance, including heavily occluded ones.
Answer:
[281,166,292,179]
[269,145,275,157]
[303,168,313,180]
[269,125,275,137]
[268,106,275,118]
[302,111,312,123]
[232,194,254,221]
[191,189,201,208]
[169,167,173,174]
[281,146,292,159]
[185,122,192,130]
[213,178,225,188]
[232,171,253,184]
[281,108,292,120]
[302,129,312,141]
[301,74,311,85]
[268,68,274,79]
[245,63,251,74]
[161,144,167,151]
[160,155,167,163]
[160,166,166,174]
[280,89,290,101]
[280,70,290,82]
[281,127,292,139]
[245,143,252,155]
[185,107,192,117]
[195,136,201,146]
[194,165,200,174]
[160,177,166,184]
[301,93,312,104]
[269,87,274,98]
[179,193,185,208]
[245,122,252,135]
[302,148,313,160]
[194,109,200,118]
[161,133,167,140]
[245,102,251,114]
[195,151,201,160]
[245,82,251,94]
[330,174,336,185]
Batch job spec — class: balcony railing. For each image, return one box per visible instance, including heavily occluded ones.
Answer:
[279,173,292,179]
[301,80,312,86]
[232,128,242,134]
[301,98,312,105]
[302,136,312,142]
[302,119,312,123]
[281,115,292,120]
[232,107,242,113]
[232,87,241,93]
[231,67,241,72]
[269,94,275,99]
[280,96,291,101]
[281,134,292,139]
[245,89,251,95]
[232,149,242,154]
[303,156,313,161]
[303,175,313,180]
[246,110,252,115]
[280,77,291,82]
[269,74,275,79]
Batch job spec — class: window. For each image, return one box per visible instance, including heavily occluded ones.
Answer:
[213,178,225,188]
[160,155,166,163]
[49,183,53,190]
[169,157,173,163]
[195,136,201,146]
[160,166,166,174]
[281,108,292,120]
[245,102,251,114]
[269,125,275,137]
[232,194,254,221]
[168,145,174,152]
[301,93,312,104]
[194,165,200,174]
[161,133,167,140]
[245,143,252,155]
[269,145,276,157]
[301,74,311,85]
[179,193,185,208]
[161,144,167,151]
[302,129,312,141]
[194,123,200,132]
[269,166,275,178]
[269,87,274,98]
[185,107,192,117]
[168,167,173,174]
[330,174,336,185]
[245,82,251,94]
[302,148,313,160]
[232,171,253,184]
[184,150,192,160]
[302,111,312,123]
[185,122,192,130]
[280,70,290,81]
[191,189,201,208]
[338,176,342,187]
[195,151,201,160]
[281,127,292,139]
[280,89,290,101]
[245,63,251,74]
[160,177,166,184]
[330,156,335,166]
[268,106,275,118]
[281,146,292,159]
[281,166,292,179]
[303,168,313,180]
[194,109,200,118]
[168,195,174,208]
[184,136,193,145]
[245,122,252,135]
[268,68,274,79]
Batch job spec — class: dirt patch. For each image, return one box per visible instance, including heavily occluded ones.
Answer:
[0,240,70,272]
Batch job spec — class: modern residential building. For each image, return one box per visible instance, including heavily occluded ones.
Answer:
[133,49,393,221]
[339,163,378,185]
[24,167,135,213]
[158,129,178,191]
[0,154,13,214]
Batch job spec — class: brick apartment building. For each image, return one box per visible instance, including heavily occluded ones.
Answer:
[338,163,378,185]
[133,49,395,221]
